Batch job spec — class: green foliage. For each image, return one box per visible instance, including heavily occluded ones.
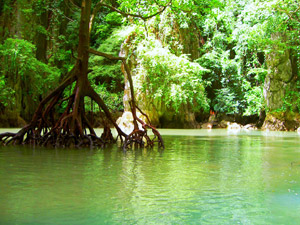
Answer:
[91,12,123,47]
[48,2,80,73]
[198,50,265,115]
[118,0,169,16]
[0,38,59,108]
[87,85,123,112]
[243,86,264,116]
[195,0,271,116]
[89,27,135,112]
[1,0,299,121]
[281,82,300,112]
[0,75,15,107]
[135,36,209,113]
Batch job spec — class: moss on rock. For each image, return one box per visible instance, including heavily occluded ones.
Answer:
[262,112,300,131]
[0,110,26,128]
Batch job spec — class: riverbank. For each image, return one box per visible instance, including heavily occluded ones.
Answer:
[1,110,300,132]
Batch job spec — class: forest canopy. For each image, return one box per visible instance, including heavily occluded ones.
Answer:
[0,0,299,134]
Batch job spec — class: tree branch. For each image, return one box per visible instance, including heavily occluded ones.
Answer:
[277,5,300,23]
[68,0,81,9]
[86,86,127,138]
[88,48,125,60]
[89,1,171,35]
[89,0,104,32]
[97,0,172,21]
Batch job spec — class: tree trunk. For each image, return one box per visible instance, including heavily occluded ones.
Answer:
[35,8,48,63]
[0,0,164,150]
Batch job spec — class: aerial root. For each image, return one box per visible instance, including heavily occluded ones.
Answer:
[0,121,164,150]
[122,125,164,151]
[0,127,107,148]
[0,52,165,150]
[0,106,164,150]
[100,126,114,143]
[0,109,109,148]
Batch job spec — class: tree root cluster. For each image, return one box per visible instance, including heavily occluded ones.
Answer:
[0,1,165,152]
[0,127,105,148]
[0,64,164,150]
[123,127,164,150]
[0,117,164,150]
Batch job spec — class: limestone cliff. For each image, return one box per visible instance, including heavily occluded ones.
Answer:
[262,33,299,130]
[117,23,208,128]
[263,33,295,111]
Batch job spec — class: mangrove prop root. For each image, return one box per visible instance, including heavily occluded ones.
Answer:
[121,103,164,150]
[122,123,164,150]
[0,83,163,150]
[120,59,164,150]
[0,76,162,150]
[0,65,121,148]
[0,49,164,150]
[88,47,164,150]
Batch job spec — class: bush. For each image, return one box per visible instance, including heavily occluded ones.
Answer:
[134,36,210,113]
[0,38,59,109]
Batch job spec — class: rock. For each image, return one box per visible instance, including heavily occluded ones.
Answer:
[263,33,295,111]
[262,114,287,131]
[119,25,202,129]
[227,122,242,130]
[116,111,147,135]
[219,120,230,128]
[201,123,212,129]
[262,112,300,131]
[243,124,257,130]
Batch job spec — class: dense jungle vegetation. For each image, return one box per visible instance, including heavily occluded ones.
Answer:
[0,0,299,131]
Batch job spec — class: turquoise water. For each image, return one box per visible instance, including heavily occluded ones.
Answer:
[0,129,300,224]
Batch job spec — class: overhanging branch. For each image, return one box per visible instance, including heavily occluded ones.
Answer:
[277,5,300,23]
[88,48,125,60]
[97,0,172,21]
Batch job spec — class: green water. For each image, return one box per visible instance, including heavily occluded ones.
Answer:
[0,129,300,224]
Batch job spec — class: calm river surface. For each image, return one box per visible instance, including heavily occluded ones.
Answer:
[0,129,300,224]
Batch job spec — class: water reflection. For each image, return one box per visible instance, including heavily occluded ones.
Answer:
[0,129,300,224]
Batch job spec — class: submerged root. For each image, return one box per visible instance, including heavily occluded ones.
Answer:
[0,79,120,149]
[0,64,164,150]
[0,121,163,150]
[0,124,106,149]
[122,116,164,150]
[0,112,164,150]
[122,127,164,150]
